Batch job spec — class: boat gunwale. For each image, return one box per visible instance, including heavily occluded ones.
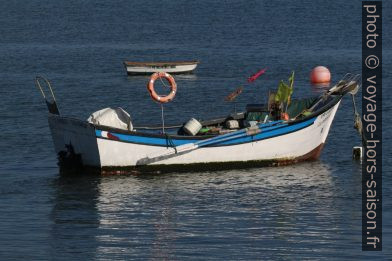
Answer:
[95,119,315,147]
[95,93,342,139]
[49,93,343,142]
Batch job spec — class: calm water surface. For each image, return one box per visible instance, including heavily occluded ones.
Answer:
[0,0,391,260]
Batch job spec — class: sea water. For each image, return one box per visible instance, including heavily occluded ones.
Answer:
[0,0,391,259]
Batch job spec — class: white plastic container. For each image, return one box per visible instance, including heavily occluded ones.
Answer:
[226,120,240,129]
[352,146,363,160]
[245,120,258,127]
[183,118,202,136]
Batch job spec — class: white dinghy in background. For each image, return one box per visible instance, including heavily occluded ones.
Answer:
[123,61,199,75]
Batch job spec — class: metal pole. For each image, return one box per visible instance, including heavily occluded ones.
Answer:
[161,104,165,133]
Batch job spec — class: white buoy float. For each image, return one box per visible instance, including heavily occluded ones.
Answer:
[352,146,363,160]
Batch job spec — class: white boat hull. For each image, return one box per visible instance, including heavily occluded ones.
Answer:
[125,63,198,75]
[48,101,340,172]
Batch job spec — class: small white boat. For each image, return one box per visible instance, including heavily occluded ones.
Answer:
[124,60,199,75]
[35,74,360,174]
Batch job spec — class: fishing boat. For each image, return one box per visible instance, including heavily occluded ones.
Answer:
[35,73,360,174]
[124,60,199,75]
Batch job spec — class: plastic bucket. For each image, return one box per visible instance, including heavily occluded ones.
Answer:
[183,118,202,136]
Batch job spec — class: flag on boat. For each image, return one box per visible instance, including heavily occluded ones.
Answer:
[247,68,267,83]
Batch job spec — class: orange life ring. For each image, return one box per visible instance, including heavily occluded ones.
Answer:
[147,72,177,103]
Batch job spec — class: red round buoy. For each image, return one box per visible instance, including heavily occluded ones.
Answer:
[310,66,331,84]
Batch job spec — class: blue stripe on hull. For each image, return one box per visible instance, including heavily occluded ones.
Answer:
[220,117,315,145]
[96,117,316,147]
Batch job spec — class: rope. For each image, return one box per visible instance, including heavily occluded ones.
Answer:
[158,75,169,89]
[165,133,177,153]
[351,94,367,146]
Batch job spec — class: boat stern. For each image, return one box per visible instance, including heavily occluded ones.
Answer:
[48,114,101,168]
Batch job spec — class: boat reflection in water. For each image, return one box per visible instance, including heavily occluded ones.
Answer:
[50,175,102,260]
[51,161,343,259]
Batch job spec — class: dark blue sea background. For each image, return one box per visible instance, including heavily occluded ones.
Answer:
[0,0,391,259]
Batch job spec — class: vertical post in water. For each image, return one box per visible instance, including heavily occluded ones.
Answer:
[362,1,382,251]
[161,104,165,133]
